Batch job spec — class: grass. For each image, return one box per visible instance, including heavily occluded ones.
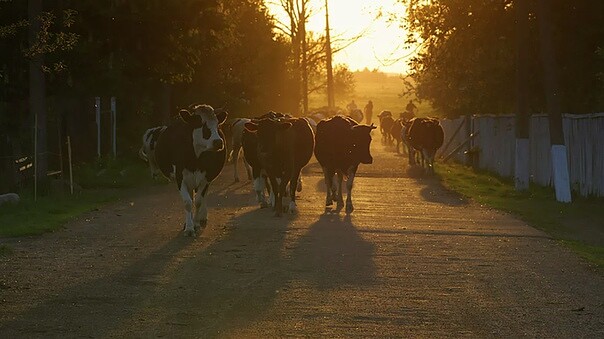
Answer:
[436,162,604,269]
[308,72,441,119]
[0,156,164,238]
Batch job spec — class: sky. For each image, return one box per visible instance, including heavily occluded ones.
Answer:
[266,0,413,75]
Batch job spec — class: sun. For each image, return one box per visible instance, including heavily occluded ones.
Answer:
[265,0,412,74]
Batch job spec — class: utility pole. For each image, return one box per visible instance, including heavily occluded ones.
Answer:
[514,0,530,191]
[301,1,309,115]
[325,0,335,109]
[537,0,571,202]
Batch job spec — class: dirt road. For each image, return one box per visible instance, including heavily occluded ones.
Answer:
[1,139,603,338]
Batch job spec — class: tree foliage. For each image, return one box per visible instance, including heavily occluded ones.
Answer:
[401,0,604,118]
[0,0,296,162]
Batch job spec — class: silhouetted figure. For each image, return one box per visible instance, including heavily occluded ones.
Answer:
[346,100,357,112]
[364,100,373,124]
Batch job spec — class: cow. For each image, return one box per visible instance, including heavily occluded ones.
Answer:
[348,109,364,124]
[377,110,392,135]
[241,112,290,208]
[380,115,395,144]
[138,126,167,178]
[401,119,417,166]
[226,118,253,182]
[314,115,376,214]
[242,126,272,208]
[154,104,228,236]
[405,117,444,174]
[302,116,318,135]
[389,118,405,154]
[244,115,314,216]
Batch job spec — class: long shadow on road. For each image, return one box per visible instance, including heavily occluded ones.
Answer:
[0,234,194,338]
[288,213,377,290]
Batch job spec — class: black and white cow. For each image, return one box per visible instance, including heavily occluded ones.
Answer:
[227,118,253,182]
[244,115,314,216]
[405,117,444,174]
[314,115,376,213]
[154,104,228,236]
[138,126,167,178]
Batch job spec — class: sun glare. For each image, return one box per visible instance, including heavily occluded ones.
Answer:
[266,0,412,74]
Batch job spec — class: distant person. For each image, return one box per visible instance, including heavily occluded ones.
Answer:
[405,100,417,116]
[364,100,374,125]
[346,100,357,112]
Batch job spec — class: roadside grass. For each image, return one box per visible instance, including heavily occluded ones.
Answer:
[0,156,164,238]
[436,162,604,269]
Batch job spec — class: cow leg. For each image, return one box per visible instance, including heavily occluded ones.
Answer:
[345,166,358,214]
[269,176,282,217]
[420,149,426,170]
[408,148,416,166]
[179,181,195,236]
[268,176,276,208]
[289,170,301,214]
[193,183,210,232]
[297,174,303,192]
[425,150,436,174]
[335,172,344,211]
[232,144,241,182]
[322,167,335,207]
[254,177,268,208]
[243,150,253,181]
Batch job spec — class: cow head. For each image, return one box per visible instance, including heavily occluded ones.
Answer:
[244,118,292,166]
[179,104,228,156]
[350,123,377,164]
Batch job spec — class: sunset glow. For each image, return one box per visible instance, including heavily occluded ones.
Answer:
[266,0,412,74]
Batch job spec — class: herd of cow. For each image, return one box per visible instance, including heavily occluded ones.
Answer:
[138,104,444,236]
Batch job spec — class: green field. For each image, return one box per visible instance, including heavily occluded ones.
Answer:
[309,71,439,120]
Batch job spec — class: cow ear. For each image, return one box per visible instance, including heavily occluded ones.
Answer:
[179,109,193,124]
[244,121,258,132]
[215,109,228,125]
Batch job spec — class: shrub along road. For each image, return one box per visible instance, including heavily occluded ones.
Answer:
[0,139,602,338]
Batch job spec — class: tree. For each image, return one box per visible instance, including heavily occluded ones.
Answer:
[400,0,604,117]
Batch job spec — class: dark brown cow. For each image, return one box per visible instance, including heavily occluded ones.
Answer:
[377,110,393,136]
[389,118,405,154]
[380,114,395,144]
[405,117,444,174]
[314,115,376,213]
[244,115,314,216]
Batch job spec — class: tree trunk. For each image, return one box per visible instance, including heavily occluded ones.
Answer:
[29,0,48,188]
[325,0,335,110]
[300,3,308,116]
[514,0,530,191]
[537,0,571,202]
